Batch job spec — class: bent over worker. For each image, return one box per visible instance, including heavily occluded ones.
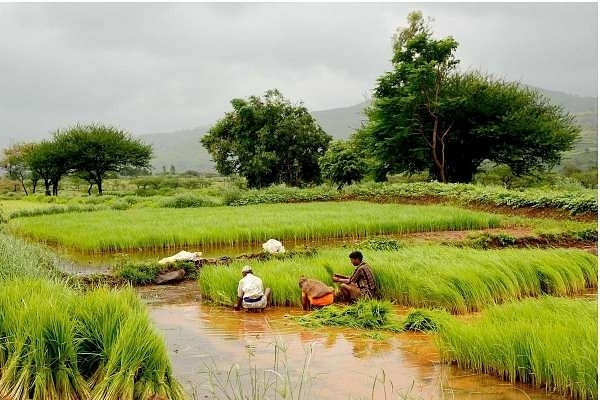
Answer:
[234,265,272,311]
[299,277,334,310]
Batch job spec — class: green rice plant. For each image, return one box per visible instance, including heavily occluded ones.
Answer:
[89,313,185,400]
[295,300,403,332]
[401,308,451,333]
[198,246,597,313]
[6,201,501,252]
[0,280,184,400]
[437,297,597,400]
[0,279,89,400]
[0,233,60,279]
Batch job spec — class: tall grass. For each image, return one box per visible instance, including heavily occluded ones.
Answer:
[437,297,597,400]
[0,233,60,279]
[198,246,597,313]
[0,279,185,400]
[6,202,501,252]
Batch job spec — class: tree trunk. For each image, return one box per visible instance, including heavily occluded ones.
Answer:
[96,178,103,195]
[52,179,59,196]
[44,179,51,196]
[430,118,447,183]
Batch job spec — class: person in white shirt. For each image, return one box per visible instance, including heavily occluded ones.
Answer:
[234,265,272,311]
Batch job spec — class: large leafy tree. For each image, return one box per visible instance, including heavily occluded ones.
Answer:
[201,89,332,188]
[359,11,580,183]
[53,124,153,195]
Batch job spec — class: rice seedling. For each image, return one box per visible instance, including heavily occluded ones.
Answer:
[0,279,88,400]
[294,299,403,332]
[0,233,60,279]
[401,308,451,333]
[437,297,597,400]
[0,280,184,400]
[5,201,501,252]
[198,246,597,313]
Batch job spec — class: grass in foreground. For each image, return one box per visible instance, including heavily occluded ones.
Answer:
[198,246,597,313]
[437,297,597,400]
[0,233,60,280]
[5,201,501,252]
[0,279,185,400]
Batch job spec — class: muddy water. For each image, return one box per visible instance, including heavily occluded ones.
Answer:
[142,284,569,400]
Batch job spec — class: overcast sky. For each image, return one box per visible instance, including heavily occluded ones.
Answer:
[0,2,597,143]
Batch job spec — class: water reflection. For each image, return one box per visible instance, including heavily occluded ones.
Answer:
[148,302,568,400]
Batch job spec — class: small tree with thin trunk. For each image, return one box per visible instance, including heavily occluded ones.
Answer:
[53,124,153,195]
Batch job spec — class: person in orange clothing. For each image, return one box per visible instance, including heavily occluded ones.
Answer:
[299,277,334,310]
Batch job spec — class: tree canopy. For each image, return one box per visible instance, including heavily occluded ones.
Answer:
[52,124,153,195]
[201,89,332,188]
[319,140,368,189]
[356,11,581,183]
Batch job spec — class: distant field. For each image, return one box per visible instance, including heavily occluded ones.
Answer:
[5,201,501,252]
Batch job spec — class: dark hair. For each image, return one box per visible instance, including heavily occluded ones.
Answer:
[348,251,363,261]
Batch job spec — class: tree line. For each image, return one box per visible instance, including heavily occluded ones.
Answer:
[1,124,152,195]
[201,11,580,189]
[2,11,583,195]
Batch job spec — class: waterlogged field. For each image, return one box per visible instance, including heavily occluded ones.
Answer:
[5,201,501,252]
[438,297,597,400]
[198,246,597,313]
[0,182,597,400]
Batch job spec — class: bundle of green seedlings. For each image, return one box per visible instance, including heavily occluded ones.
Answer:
[5,201,500,252]
[295,299,403,331]
[197,246,597,313]
[437,297,597,400]
[0,279,185,400]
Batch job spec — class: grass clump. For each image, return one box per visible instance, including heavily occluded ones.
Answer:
[0,279,185,400]
[112,260,198,285]
[0,233,60,280]
[401,308,451,333]
[295,299,403,332]
[438,297,597,400]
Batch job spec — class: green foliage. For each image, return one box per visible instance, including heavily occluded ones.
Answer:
[198,246,597,313]
[112,262,162,285]
[438,297,597,400]
[0,280,185,400]
[158,193,221,208]
[112,260,198,285]
[401,308,451,332]
[359,11,580,183]
[0,233,60,280]
[295,299,402,331]
[359,237,403,251]
[6,202,500,252]
[318,140,368,189]
[53,123,153,195]
[201,89,332,188]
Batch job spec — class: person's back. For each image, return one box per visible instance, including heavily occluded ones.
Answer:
[235,265,271,311]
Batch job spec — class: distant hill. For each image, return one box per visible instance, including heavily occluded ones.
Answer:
[142,86,596,173]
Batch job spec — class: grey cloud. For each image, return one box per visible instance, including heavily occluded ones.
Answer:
[0,2,596,142]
